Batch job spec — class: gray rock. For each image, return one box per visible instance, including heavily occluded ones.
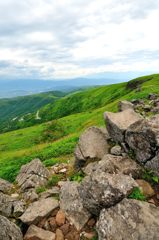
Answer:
[110,145,123,155]
[40,187,60,199]
[118,100,134,111]
[79,171,137,216]
[74,127,110,169]
[145,152,159,177]
[22,189,38,202]
[148,93,158,100]
[83,154,142,178]
[97,198,159,240]
[20,197,59,225]
[126,116,159,164]
[104,109,142,143]
[0,178,13,194]
[16,159,50,192]
[0,215,23,240]
[24,225,55,240]
[60,181,91,231]
[13,200,25,218]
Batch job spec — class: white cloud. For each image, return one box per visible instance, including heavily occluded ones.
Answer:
[0,0,159,79]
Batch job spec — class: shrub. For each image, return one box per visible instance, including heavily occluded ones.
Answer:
[69,171,85,183]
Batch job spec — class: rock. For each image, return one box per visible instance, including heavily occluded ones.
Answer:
[110,145,123,155]
[148,93,158,100]
[0,178,13,194]
[136,179,155,198]
[56,210,65,226]
[55,229,64,240]
[48,217,58,232]
[145,152,159,177]
[81,231,96,239]
[60,181,91,231]
[96,198,159,240]
[104,109,142,143]
[0,215,23,240]
[60,223,70,235]
[79,171,137,216]
[152,106,159,113]
[65,225,80,240]
[83,154,142,178]
[16,159,50,192]
[74,127,110,169]
[125,116,159,164]
[20,197,59,225]
[13,200,25,218]
[22,189,38,202]
[143,105,151,112]
[0,192,13,217]
[24,225,55,240]
[118,100,134,111]
[40,187,60,199]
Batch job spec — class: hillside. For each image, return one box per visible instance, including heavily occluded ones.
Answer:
[0,91,66,132]
[0,73,159,182]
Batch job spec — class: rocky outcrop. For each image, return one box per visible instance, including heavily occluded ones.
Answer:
[60,181,91,230]
[83,154,142,178]
[97,198,159,240]
[0,215,23,240]
[104,109,142,143]
[24,225,55,240]
[79,172,137,215]
[0,178,13,194]
[16,159,50,192]
[20,198,59,225]
[74,127,110,169]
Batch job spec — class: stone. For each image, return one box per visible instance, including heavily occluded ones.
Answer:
[110,145,123,155]
[55,229,64,240]
[60,181,91,231]
[48,217,58,232]
[83,154,142,178]
[81,231,96,239]
[104,109,142,143]
[96,198,159,240]
[22,189,38,202]
[143,105,151,112]
[136,179,155,198]
[13,200,25,218]
[0,178,13,194]
[56,210,65,226]
[16,159,50,192]
[145,152,159,177]
[79,171,137,216]
[74,127,110,169]
[40,187,60,199]
[0,192,13,217]
[125,116,159,164]
[118,100,134,111]
[148,93,158,100]
[0,215,23,240]
[20,197,59,225]
[60,223,70,235]
[24,225,55,240]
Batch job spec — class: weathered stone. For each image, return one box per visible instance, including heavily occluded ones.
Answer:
[83,154,142,178]
[97,198,159,240]
[0,192,13,217]
[0,215,23,240]
[125,116,159,164]
[40,187,60,199]
[136,179,155,198]
[148,93,158,100]
[104,109,142,143]
[56,210,65,226]
[74,127,110,169]
[24,225,55,240]
[110,145,123,155]
[118,100,134,111]
[16,159,50,192]
[60,181,91,231]
[79,171,137,216]
[13,200,25,218]
[0,178,13,194]
[20,197,59,225]
[145,151,159,177]
[55,229,64,240]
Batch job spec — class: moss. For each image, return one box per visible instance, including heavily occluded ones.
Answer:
[128,187,146,201]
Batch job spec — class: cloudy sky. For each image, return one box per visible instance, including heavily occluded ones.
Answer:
[0,0,159,80]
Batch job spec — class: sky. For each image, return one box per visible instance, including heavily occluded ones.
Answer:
[0,0,159,80]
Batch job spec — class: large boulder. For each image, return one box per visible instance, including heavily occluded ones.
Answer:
[0,215,23,240]
[104,109,142,143]
[20,198,59,225]
[96,198,159,240]
[83,154,142,178]
[60,181,91,231]
[79,171,137,216]
[16,159,50,192]
[125,116,159,164]
[24,225,55,240]
[0,178,13,194]
[118,100,134,112]
[145,151,159,177]
[74,127,110,169]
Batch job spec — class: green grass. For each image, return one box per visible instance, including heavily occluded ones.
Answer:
[0,74,159,182]
[128,187,146,201]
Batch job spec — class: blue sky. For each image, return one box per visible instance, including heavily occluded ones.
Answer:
[0,0,159,80]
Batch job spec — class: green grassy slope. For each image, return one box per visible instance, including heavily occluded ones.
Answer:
[0,74,159,182]
[0,91,65,132]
